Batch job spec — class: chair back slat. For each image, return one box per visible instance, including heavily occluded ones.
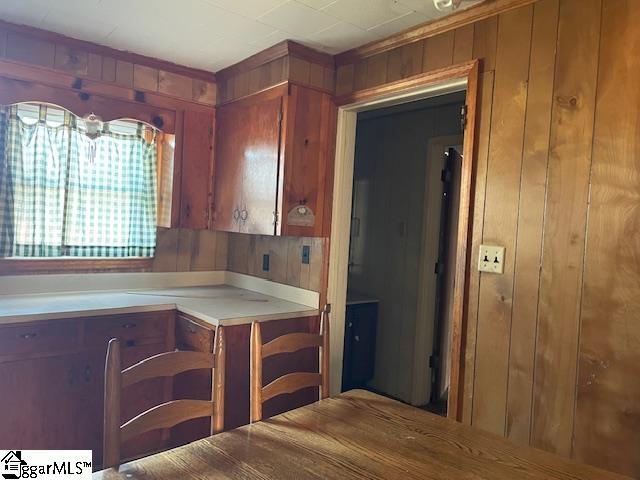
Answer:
[262,372,323,403]
[122,351,215,387]
[121,400,214,442]
[103,326,226,469]
[250,307,330,423]
[262,332,322,358]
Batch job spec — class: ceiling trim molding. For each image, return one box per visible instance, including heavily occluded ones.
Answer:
[0,20,216,82]
[335,0,540,65]
[216,40,334,82]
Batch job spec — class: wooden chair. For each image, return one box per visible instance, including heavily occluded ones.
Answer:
[103,326,225,469]
[250,307,330,423]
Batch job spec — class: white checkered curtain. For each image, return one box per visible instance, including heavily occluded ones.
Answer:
[0,104,157,258]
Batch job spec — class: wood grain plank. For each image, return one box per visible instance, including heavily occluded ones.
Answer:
[335,64,355,96]
[573,0,640,477]
[365,52,388,88]
[152,228,179,272]
[53,45,88,75]
[101,57,116,82]
[531,0,602,457]
[453,24,475,64]
[115,60,134,88]
[6,32,55,68]
[423,31,454,72]
[460,70,495,425]
[289,56,311,85]
[94,390,627,480]
[159,70,192,99]
[192,79,216,105]
[506,0,559,445]
[353,59,368,91]
[387,41,424,82]
[133,64,159,91]
[87,52,102,79]
[472,5,533,435]
[472,16,498,72]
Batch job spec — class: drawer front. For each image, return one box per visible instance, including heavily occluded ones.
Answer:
[0,319,80,358]
[176,314,213,353]
[85,311,172,346]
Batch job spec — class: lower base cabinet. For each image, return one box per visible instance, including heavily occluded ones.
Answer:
[0,311,321,470]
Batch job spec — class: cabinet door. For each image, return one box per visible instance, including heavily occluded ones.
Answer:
[180,109,214,229]
[214,92,283,235]
[0,354,86,450]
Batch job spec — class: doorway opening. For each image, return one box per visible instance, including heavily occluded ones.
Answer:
[327,61,478,420]
[340,93,465,416]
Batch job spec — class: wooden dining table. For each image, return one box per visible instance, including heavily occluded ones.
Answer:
[94,389,630,480]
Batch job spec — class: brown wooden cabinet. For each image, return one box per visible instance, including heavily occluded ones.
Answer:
[213,83,335,237]
[0,311,175,469]
[179,110,215,229]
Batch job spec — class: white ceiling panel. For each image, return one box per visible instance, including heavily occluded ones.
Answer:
[0,0,486,71]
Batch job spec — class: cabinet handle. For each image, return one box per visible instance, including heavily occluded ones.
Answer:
[185,204,191,218]
[19,332,37,339]
[240,209,248,221]
[121,323,137,329]
[233,208,240,221]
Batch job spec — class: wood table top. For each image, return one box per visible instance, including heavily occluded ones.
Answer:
[94,389,630,480]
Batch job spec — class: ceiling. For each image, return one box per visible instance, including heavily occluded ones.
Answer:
[0,0,483,72]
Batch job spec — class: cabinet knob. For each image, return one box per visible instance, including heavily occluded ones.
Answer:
[233,208,240,221]
[240,209,248,221]
[121,323,137,329]
[19,332,37,339]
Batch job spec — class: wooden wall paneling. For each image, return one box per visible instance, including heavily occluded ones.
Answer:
[472,17,498,72]
[53,45,88,75]
[289,56,311,85]
[286,237,304,287]
[227,233,251,274]
[87,52,102,79]
[531,0,602,457]
[365,52,388,88]
[134,64,159,92]
[153,228,180,272]
[353,59,368,92]
[192,79,216,105]
[115,60,134,87]
[101,56,117,82]
[471,5,533,435]
[387,41,424,82]
[573,1,640,477]
[506,0,559,445]
[0,26,7,57]
[214,233,229,270]
[423,31,455,72]
[180,109,214,229]
[335,64,355,96]
[159,70,193,99]
[308,62,324,89]
[5,32,55,68]
[335,0,539,65]
[452,24,475,64]
[460,69,494,425]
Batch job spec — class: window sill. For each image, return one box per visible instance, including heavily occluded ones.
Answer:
[0,257,154,275]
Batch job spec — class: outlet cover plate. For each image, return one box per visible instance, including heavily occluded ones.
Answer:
[479,245,505,274]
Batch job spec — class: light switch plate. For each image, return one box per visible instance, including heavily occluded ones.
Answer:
[479,245,505,274]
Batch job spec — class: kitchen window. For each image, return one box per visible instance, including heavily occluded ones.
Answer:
[0,102,159,261]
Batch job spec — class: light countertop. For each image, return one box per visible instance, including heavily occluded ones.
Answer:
[0,285,319,327]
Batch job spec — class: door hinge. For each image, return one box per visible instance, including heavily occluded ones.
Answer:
[273,210,280,226]
[278,108,283,123]
[429,355,439,368]
[460,104,468,131]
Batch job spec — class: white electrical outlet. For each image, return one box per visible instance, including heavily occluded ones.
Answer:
[478,245,505,274]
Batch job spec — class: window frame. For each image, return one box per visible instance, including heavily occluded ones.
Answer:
[0,87,181,276]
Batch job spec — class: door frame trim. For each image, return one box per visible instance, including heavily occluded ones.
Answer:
[326,60,478,421]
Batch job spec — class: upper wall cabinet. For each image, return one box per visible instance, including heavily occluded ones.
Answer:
[179,110,215,229]
[213,83,335,237]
